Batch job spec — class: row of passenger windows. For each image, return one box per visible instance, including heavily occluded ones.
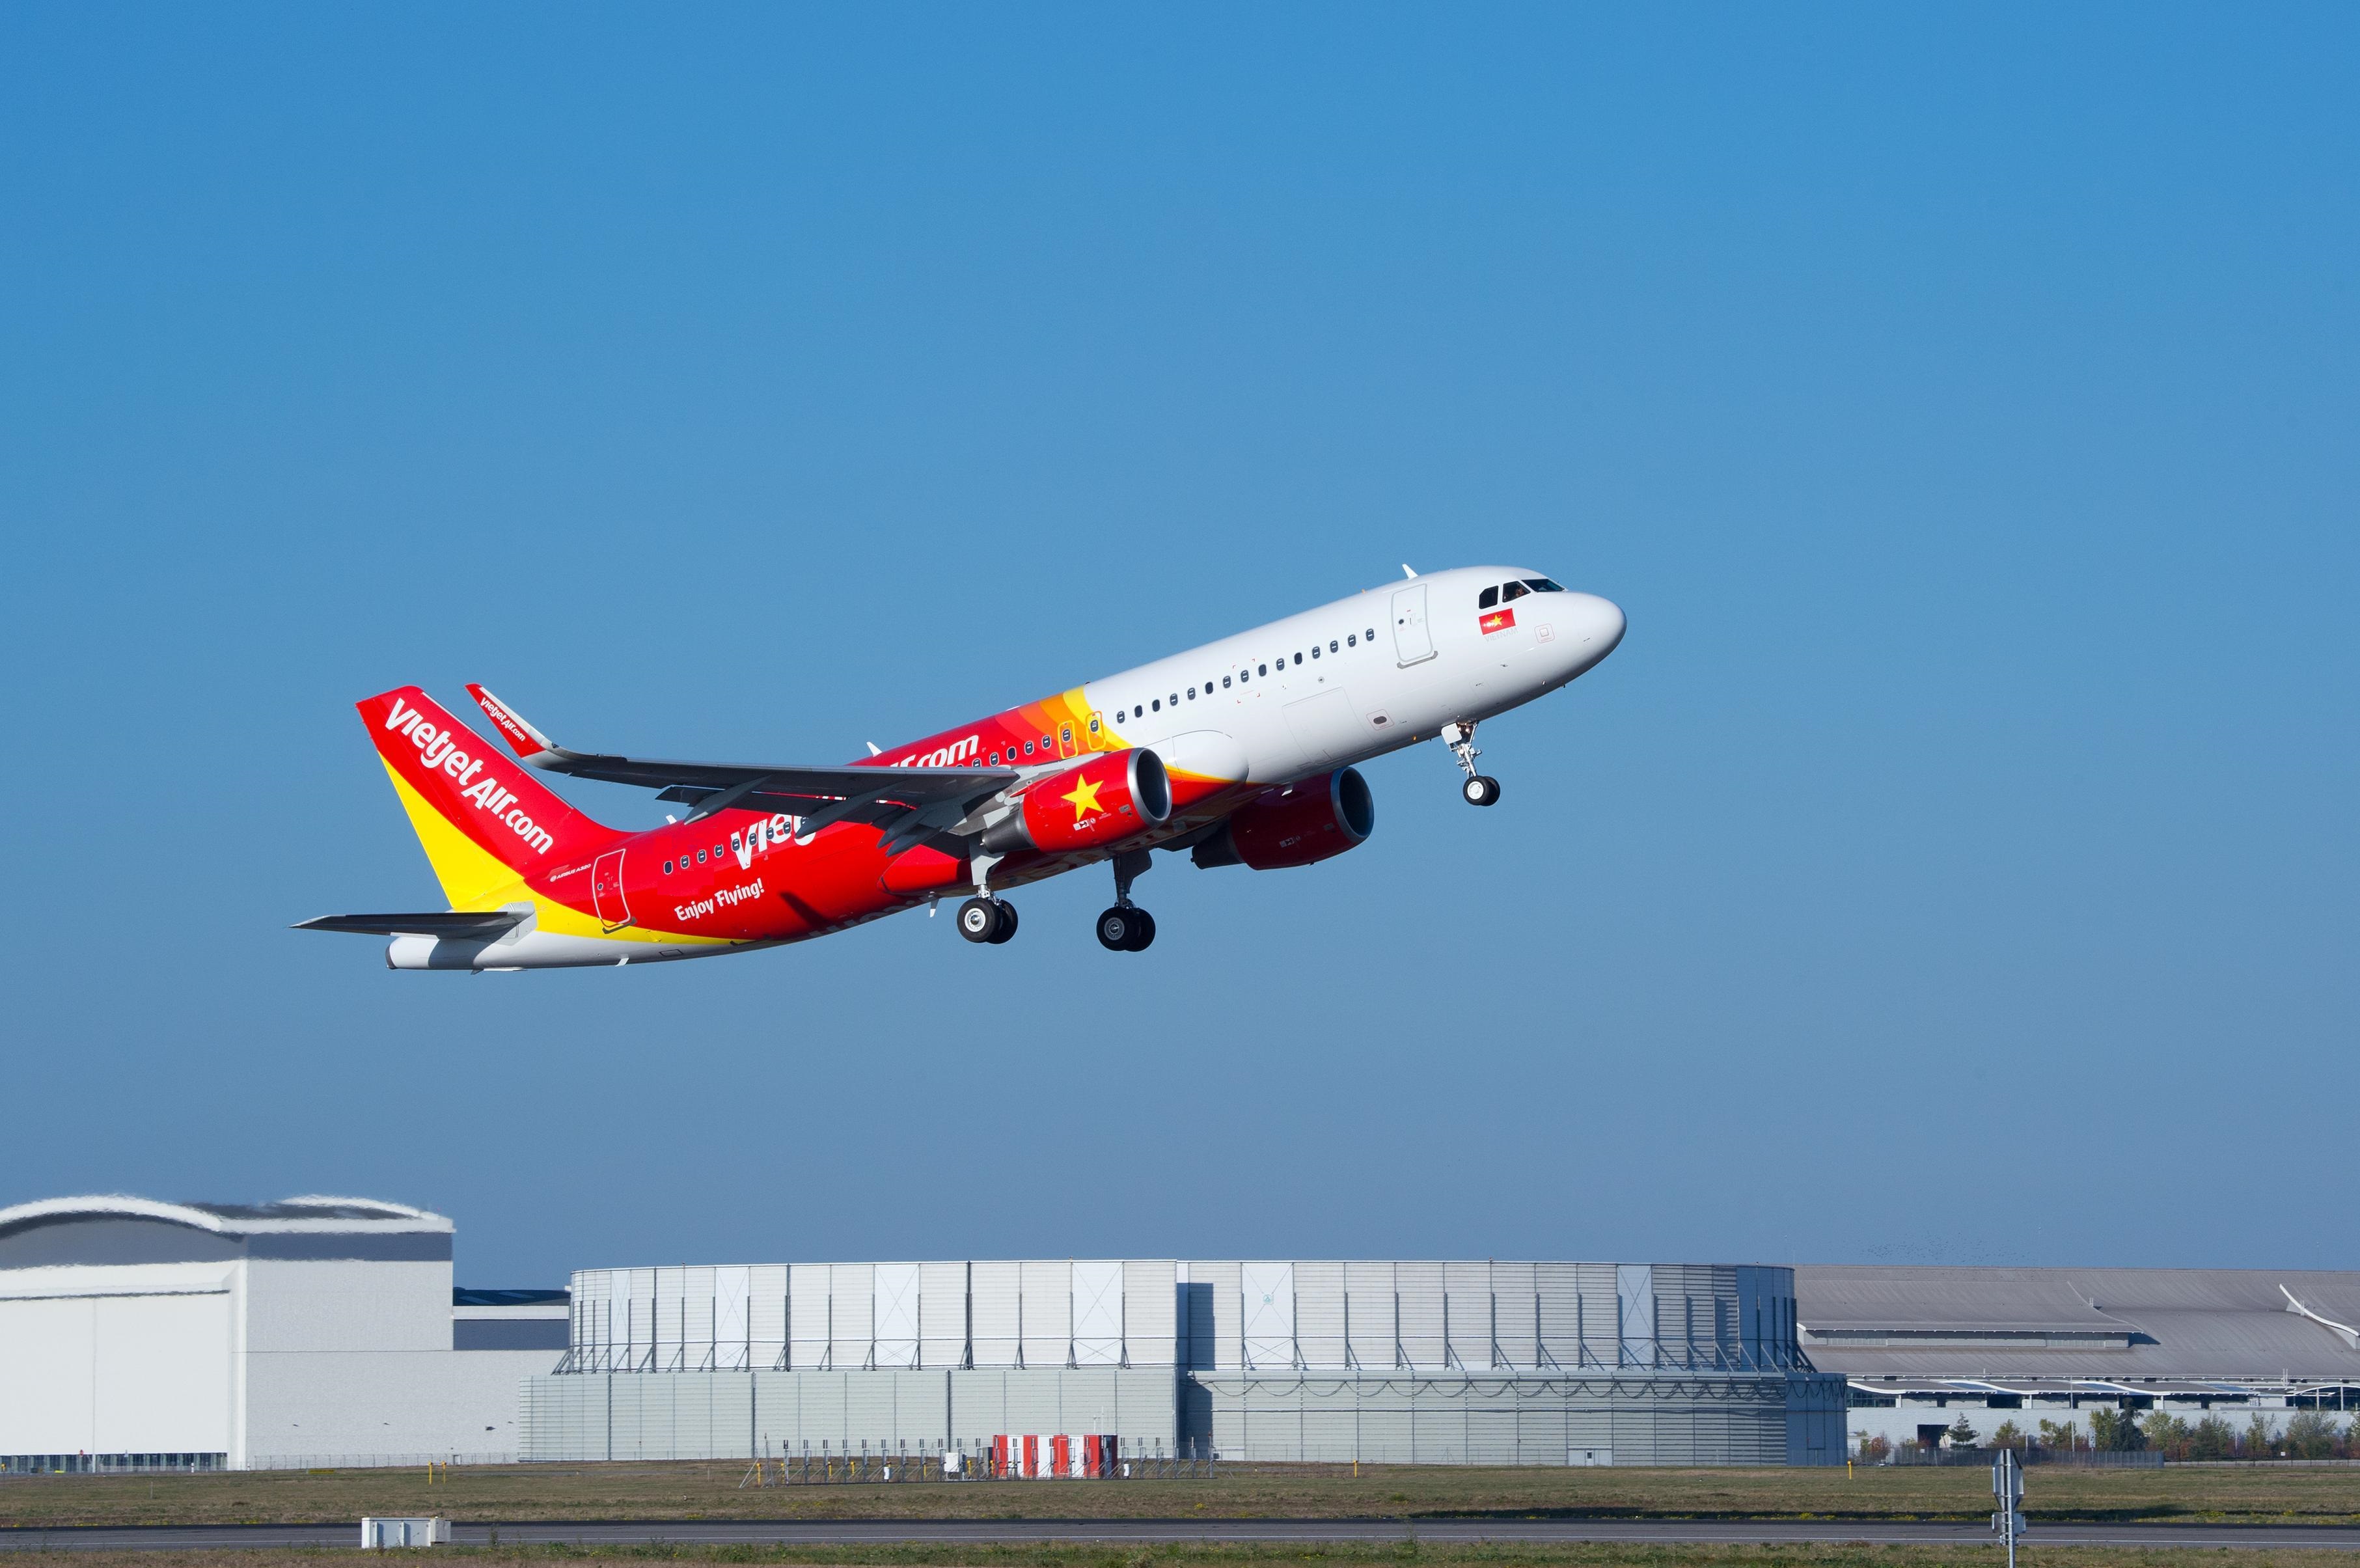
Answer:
[663,842,731,876]
[1116,627,1379,722]
[985,728,1067,767]
[1477,577,1566,610]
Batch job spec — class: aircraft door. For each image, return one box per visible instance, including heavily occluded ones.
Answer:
[1392,582,1436,666]
[591,849,633,931]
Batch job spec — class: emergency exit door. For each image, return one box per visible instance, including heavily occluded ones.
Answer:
[1392,582,1436,665]
[591,849,632,931]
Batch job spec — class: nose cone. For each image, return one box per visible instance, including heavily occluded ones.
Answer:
[1564,592,1626,672]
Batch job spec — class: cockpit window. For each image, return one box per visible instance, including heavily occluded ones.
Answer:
[1524,577,1565,592]
[1478,585,1499,610]
[1500,581,1530,603]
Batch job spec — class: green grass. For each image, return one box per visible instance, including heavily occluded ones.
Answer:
[16,1547,2360,1568]
[5,1461,2360,1531]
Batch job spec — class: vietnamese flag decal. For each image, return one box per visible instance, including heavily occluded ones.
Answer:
[1479,607,1516,635]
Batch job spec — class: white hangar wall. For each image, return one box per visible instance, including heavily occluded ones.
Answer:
[528,1259,1845,1465]
[0,1198,562,1470]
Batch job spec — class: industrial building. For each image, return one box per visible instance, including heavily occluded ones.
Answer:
[1795,1265,2360,1450]
[0,1196,564,1471]
[16,1188,2351,1471]
[523,1258,1847,1465]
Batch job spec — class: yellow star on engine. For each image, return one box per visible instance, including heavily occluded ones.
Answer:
[1062,774,1106,822]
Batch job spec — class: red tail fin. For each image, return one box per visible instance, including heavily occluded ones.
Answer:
[359,687,621,906]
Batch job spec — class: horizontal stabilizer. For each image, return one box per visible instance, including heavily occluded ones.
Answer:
[293,910,530,939]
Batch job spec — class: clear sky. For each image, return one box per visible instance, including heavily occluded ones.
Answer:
[3,5,2353,1287]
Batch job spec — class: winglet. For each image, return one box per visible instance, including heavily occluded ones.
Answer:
[466,684,559,764]
[1401,563,1417,579]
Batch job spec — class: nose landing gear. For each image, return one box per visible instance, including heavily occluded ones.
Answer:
[1097,847,1157,952]
[1444,721,1502,806]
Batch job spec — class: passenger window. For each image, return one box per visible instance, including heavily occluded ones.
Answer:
[1222,675,1231,688]
[1329,640,1338,653]
[1023,740,1034,756]
[1365,627,1375,640]
[696,848,706,864]
[1168,693,1177,706]
[663,860,674,875]
[1257,663,1267,676]
[1187,687,1196,700]
[1310,646,1320,659]
[732,832,743,851]
[1151,699,1160,712]
[1347,634,1357,647]
[713,844,723,859]
[989,750,1000,764]
[1501,581,1529,603]
[1479,585,1499,610]
[1293,652,1302,665]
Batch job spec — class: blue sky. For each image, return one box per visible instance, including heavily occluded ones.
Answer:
[2,5,2352,1286]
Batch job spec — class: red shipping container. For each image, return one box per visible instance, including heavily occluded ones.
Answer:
[1082,1434,1102,1478]
[991,1435,1008,1478]
[1050,1434,1071,1476]
[1022,1434,1038,1478]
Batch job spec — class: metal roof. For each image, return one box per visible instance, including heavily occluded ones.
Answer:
[1797,1265,2360,1382]
[0,1194,451,1238]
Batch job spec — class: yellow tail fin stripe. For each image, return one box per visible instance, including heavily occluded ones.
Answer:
[383,760,522,909]
[379,760,735,948]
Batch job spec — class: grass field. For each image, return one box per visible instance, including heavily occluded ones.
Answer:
[5,1462,2360,1531]
[15,1547,2360,1568]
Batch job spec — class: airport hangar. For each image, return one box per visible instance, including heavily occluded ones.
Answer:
[5,1194,2355,1470]
[0,1196,1839,1470]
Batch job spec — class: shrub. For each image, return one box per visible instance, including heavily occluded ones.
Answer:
[2284,1410,2339,1460]
[1856,1432,1891,1463]
[2243,1413,2279,1458]
[2139,1410,2192,1459]
[2037,1418,2081,1452]
[1990,1420,2026,1450]
[2188,1416,2236,1460]
[2089,1407,2148,1451]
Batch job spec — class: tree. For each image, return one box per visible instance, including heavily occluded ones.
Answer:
[2037,1418,2080,1452]
[1990,1420,2026,1450]
[2188,1416,2236,1461]
[2139,1410,2191,1460]
[1856,1432,1891,1463]
[2089,1406,2148,1451]
[2243,1413,2277,1459]
[2283,1410,2339,1460]
[1945,1414,1981,1449]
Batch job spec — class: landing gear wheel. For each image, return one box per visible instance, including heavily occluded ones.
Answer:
[1462,775,1502,807]
[1097,905,1153,952]
[957,897,1003,943]
[985,898,1019,944]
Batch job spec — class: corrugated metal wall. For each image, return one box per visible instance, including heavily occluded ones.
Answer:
[521,1368,1177,1461]
[545,1259,1822,1463]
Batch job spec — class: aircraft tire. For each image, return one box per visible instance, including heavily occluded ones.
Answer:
[1125,909,1157,952]
[986,899,1019,944]
[957,897,1002,943]
[1095,907,1135,952]
[1462,775,1502,807]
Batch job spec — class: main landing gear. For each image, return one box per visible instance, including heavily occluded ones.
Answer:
[955,896,1019,944]
[1096,847,1157,952]
[1445,721,1502,807]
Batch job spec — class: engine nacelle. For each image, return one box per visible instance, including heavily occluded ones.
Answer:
[1192,767,1374,870]
[981,747,1172,856]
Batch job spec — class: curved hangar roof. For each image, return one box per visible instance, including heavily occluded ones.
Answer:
[1796,1264,2360,1388]
[0,1194,452,1267]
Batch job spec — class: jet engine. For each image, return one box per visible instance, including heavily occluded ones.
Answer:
[1191,767,1374,870]
[980,747,1172,856]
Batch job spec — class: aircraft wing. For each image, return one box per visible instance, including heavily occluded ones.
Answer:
[294,910,530,938]
[463,685,1018,836]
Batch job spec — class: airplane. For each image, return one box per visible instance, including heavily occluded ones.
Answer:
[297,566,1625,969]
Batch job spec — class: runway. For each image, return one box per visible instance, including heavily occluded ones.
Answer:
[7,1517,2360,1550]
